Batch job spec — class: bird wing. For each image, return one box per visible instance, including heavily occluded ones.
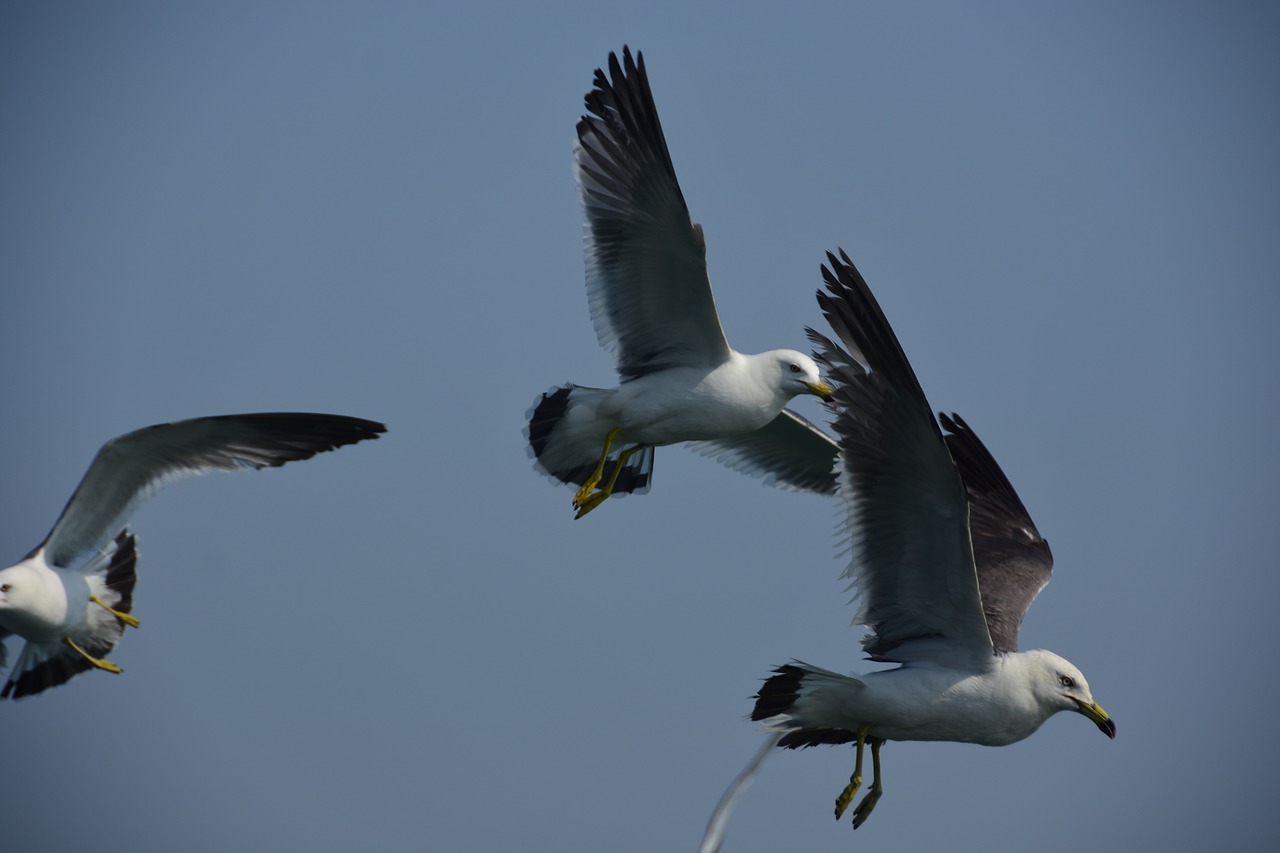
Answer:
[575,47,733,379]
[812,250,994,664]
[35,413,385,568]
[687,409,839,494]
[940,413,1053,654]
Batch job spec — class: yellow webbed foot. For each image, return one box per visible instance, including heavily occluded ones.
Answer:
[835,723,873,821]
[573,427,623,508]
[91,593,140,628]
[572,477,600,508]
[574,492,610,519]
[850,737,883,829]
[834,775,862,820]
[572,441,642,519]
[850,786,882,829]
[63,637,124,674]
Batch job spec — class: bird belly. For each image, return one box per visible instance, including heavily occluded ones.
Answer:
[617,367,776,444]
[858,668,1044,746]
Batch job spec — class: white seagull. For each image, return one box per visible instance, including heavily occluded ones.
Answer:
[0,412,385,699]
[702,251,1114,847]
[527,47,834,519]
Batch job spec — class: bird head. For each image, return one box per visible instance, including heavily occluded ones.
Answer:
[1026,649,1116,739]
[771,350,832,401]
[0,562,45,626]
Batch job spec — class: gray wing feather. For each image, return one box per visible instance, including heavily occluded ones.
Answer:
[576,47,732,378]
[37,413,385,568]
[688,409,839,494]
[813,250,994,664]
[940,412,1053,654]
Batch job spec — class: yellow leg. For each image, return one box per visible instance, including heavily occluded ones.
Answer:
[573,427,623,508]
[91,593,140,628]
[63,636,123,674]
[834,723,871,819]
[574,444,641,519]
[850,738,883,829]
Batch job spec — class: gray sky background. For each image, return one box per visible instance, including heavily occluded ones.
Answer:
[3,2,1277,851]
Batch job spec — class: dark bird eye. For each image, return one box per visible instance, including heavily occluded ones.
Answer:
[789,363,801,373]
[0,583,9,593]
[1059,675,1075,688]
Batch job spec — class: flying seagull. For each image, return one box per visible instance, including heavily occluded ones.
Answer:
[0,412,385,698]
[702,250,1113,847]
[526,47,834,519]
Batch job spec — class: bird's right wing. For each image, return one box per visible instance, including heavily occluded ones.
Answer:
[813,251,994,665]
[36,413,385,568]
[576,47,733,378]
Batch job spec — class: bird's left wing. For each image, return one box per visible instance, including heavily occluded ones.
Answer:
[36,413,385,568]
[688,409,839,494]
[576,47,733,378]
[813,250,994,665]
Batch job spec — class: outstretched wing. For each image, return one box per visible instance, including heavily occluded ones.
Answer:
[813,250,994,664]
[941,413,1053,653]
[36,413,385,568]
[575,46,732,378]
[688,409,839,494]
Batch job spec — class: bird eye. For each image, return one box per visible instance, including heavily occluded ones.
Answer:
[0,583,9,593]
[789,363,801,373]
[1058,675,1075,688]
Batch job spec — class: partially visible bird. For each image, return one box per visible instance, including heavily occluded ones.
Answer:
[527,47,834,519]
[703,251,1113,848]
[0,412,385,698]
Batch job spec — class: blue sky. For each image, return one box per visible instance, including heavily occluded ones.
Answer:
[2,2,1277,851]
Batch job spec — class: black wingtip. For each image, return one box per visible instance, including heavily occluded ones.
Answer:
[225,412,386,464]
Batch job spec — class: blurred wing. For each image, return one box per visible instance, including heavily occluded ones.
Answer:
[698,733,782,853]
[575,47,732,378]
[941,413,1053,654]
[813,250,994,664]
[688,409,839,494]
[37,413,385,568]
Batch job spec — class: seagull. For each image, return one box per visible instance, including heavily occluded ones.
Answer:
[0,412,385,699]
[526,47,834,519]
[703,250,1114,846]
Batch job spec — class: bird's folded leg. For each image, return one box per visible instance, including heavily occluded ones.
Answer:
[90,593,140,628]
[850,738,883,829]
[574,441,641,519]
[834,723,871,819]
[63,636,124,674]
[573,427,622,508]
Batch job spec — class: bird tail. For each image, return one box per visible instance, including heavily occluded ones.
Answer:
[525,384,654,495]
[1,531,138,700]
[752,661,866,748]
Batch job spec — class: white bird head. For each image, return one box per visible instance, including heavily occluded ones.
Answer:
[0,559,67,632]
[764,350,832,402]
[0,563,37,608]
[1024,649,1116,739]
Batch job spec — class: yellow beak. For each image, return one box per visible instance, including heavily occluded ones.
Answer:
[806,381,834,401]
[1075,699,1117,739]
